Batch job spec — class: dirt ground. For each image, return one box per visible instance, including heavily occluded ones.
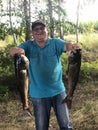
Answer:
[0,81,98,130]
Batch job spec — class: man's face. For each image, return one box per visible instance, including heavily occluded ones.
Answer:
[32,25,48,43]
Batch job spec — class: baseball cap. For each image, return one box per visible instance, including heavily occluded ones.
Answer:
[32,20,46,30]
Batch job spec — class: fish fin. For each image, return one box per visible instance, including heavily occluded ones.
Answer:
[23,108,33,117]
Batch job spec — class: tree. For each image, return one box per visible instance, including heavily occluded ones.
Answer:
[47,0,54,38]
[23,0,31,41]
[8,0,17,45]
[94,21,98,32]
[37,0,66,38]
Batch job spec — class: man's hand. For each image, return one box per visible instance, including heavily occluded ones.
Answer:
[64,42,82,52]
[9,47,25,57]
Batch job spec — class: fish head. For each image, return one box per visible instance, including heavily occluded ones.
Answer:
[69,49,82,64]
[14,54,29,70]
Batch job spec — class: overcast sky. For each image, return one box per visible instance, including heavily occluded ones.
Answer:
[1,0,98,24]
[65,0,98,22]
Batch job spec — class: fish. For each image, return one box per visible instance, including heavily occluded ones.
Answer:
[14,54,32,116]
[62,49,82,109]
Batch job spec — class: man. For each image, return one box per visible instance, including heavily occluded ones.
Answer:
[9,20,80,130]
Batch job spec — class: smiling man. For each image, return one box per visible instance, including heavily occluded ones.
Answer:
[9,20,80,130]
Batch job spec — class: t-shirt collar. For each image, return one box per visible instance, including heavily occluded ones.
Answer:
[33,38,50,46]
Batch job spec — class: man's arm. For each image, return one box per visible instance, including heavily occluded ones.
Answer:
[9,47,25,57]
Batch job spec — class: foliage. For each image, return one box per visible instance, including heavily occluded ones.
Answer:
[0,44,16,102]
[79,21,95,33]
[61,52,68,73]
[0,23,8,40]
[80,33,98,52]
[0,44,15,75]
[63,21,76,35]
[0,86,9,102]
[80,61,98,81]
[94,20,98,31]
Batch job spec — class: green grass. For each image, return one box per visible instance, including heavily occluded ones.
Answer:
[80,33,98,51]
[71,81,98,130]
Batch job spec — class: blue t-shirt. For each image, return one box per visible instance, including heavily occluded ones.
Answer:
[18,38,66,98]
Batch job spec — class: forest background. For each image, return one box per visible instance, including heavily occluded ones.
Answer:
[0,0,98,130]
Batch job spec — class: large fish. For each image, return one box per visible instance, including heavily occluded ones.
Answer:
[62,49,82,109]
[14,54,32,116]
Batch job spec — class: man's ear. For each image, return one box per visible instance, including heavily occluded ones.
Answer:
[45,27,48,34]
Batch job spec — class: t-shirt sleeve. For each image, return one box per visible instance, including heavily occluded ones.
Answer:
[54,38,66,56]
[18,42,29,57]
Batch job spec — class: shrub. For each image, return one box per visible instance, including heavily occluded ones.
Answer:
[0,44,15,75]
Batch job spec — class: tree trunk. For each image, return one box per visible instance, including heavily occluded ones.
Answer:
[76,0,80,43]
[48,0,54,38]
[23,0,31,41]
[58,0,63,39]
[9,0,17,45]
